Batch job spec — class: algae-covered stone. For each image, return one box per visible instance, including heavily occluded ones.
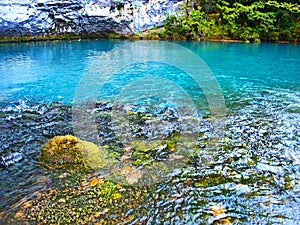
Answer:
[40,135,108,170]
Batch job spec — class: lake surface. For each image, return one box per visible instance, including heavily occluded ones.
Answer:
[0,40,299,224]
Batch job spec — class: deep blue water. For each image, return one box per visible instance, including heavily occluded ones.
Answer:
[0,40,300,224]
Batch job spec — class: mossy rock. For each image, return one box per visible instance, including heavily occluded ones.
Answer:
[130,140,164,153]
[40,135,108,170]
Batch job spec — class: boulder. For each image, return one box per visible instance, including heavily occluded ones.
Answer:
[40,135,108,170]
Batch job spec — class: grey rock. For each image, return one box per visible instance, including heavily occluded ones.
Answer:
[0,0,184,37]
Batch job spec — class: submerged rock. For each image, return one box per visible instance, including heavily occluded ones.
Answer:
[40,135,108,170]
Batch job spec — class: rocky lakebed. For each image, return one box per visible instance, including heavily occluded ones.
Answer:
[0,93,299,224]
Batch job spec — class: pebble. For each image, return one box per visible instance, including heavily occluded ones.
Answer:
[58,198,66,204]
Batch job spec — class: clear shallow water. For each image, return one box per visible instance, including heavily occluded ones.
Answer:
[0,40,299,224]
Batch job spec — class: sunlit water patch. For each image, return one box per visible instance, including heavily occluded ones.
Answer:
[0,40,299,224]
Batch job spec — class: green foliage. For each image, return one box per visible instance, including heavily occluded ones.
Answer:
[164,6,214,39]
[164,0,300,42]
[217,0,299,41]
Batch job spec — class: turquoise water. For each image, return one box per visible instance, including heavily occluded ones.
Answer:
[0,40,116,103]
[0,40,300,224]
[0,41,299,105]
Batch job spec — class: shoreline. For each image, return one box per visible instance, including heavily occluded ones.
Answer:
[1,29,299,44]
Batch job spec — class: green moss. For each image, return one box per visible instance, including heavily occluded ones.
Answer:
[131,140,163,153]
[130,140,163,166]
[194,174,230,188]
[40,135,108,170]
[0,111,6,118]
[17,174,150,224]
[97,180,122,199]
[165,139,177,151]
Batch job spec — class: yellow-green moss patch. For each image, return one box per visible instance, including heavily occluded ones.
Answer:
[40,135,108,170]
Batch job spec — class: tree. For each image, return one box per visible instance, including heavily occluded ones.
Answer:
[164,0,300,42]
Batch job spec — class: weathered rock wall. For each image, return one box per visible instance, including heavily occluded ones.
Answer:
[0,0,184,37]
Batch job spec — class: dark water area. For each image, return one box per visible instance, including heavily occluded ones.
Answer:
[0,40,299,224]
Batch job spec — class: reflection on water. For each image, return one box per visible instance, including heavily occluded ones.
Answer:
[0,40,118,103]
[0,40,299,224]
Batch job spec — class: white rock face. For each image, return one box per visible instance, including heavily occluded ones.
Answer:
[0,0,184,36]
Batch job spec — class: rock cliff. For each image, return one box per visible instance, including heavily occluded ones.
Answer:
[0,0,184,37]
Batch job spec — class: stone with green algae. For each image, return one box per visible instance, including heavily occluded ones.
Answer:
[40,135,108,170]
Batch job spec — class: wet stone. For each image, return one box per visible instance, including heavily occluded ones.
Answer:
[0,95,300,224]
